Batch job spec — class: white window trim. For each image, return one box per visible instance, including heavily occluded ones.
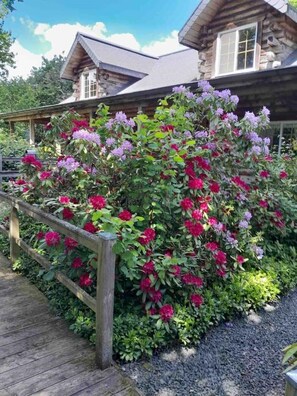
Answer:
[215,22,258,77]
[269,120,297,155]
[80,69,97,100]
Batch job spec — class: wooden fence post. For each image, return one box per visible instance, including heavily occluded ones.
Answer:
[9,206,20,264]
[286,370,297,396]
[0,154,2,189]
[95,232,117,370]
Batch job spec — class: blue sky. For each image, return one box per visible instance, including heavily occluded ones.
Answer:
[4,0,199,78]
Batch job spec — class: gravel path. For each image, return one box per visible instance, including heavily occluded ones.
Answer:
[122,289,297,396]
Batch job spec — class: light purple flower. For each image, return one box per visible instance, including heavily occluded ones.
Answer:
[230,95,239,105]
[185,91,195,99]
[198,80,212,92]
[215,108,224,116]
[226,113,238,122]
[226,231,238,248]
[111,147,124,157]
[239,220,249,229]
[195,130,208,139]
[252,245,264,260]
[57,157,80,172]
[184,112,195,119]
[213,222,224,234]
[184,131,192,139]
[237,193,247,202]
[250,145,262,156]
[121,140,133,152]
[263,138,270,146]
[106,137,116,147]
[263,145,270,155]
[244,211,252,221]
[72,130,101,145]
[244,112,260,127]
[172,85,187,94]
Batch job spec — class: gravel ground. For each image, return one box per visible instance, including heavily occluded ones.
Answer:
[122,289,297,396]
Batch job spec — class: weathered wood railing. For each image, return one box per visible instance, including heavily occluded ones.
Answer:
[0,190,117,370]
[286,370,297,396]
[0,154,21,187]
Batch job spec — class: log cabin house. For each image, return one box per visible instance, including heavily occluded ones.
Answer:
[1,0,297,153]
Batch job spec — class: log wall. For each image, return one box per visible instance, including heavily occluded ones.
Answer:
[197,0,297,79]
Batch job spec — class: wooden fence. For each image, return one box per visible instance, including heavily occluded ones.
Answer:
[0,154,21,187]
[0,190,117,370]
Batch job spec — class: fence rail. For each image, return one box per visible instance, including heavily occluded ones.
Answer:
[286,370,297,396]
[0,154,21,187]
[0,190,117,369]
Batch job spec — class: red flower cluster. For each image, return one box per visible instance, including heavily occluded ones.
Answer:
[209,182,220,193]
[259,200,268,208]
[190,294,204,308]
[192,209,203,220]
[62,208,74,220]
[72,119,90,132]
[72,257,84,268]
[195,156,211,171]
[59,196,70,205]
[39,171,51,181]
[205,242,219,251]
[64,237,78,250]
[182,273,203,287]
[279,170,288,179]
[231,176,250,192]
[236,255,245,265]
[83,222,98,233]
[79,273,93,287]
[159,304,174,322]
[180,198,194,211]
[45,231,60,247]
[214,250,227,265]
[138,228,156,245]
[36,231,45,240]
[171,265,181,277]
[15,179,26,185]
[184,220,204,237]
[22,155,42,170]
[140,278,152,292]
[149,289,162,303]
[89,195,106,210]
[259,170,270,178]
[118,210,132,221]
[160,124,174,132]
[188,178,204,190]
[142,261,155,274]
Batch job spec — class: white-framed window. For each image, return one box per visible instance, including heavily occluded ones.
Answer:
[215,23,258,76]
[264,121,297,155]
[80,69,97,99]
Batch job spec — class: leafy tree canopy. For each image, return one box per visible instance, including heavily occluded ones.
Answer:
[289,0,297,8]
[0,0,22,79]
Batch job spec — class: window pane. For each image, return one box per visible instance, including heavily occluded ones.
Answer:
[236,26,256,71]
[218,31,236,74]
[282,125,297,152]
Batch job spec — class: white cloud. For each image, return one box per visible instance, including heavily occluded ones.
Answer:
[142,30,185,56]
[8,20,185,79]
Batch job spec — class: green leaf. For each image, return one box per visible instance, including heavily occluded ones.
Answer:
[173,155,184,163]
[155,132,166,139]
[43,270,55,282]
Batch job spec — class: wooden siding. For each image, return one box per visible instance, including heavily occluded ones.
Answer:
[197,0,297,79]
[72,52,140,100]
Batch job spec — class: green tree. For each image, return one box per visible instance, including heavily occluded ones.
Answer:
[28,55,73,105]
[289,0,297,8]
[0,0,22,79]
[0,77,38,113]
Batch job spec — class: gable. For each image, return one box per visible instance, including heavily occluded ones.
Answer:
[179,0,297,49]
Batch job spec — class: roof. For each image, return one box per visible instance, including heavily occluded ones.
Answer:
[179,0,297,49]
[60,32,158,80]
[119,49,199,94]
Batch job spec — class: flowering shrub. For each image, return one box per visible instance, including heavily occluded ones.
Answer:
[6,81,297,358]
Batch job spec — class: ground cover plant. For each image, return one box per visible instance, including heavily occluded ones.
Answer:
[1,81,296,361]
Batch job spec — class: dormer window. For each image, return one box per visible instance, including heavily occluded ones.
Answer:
[216,23,257,76]
[80,69,97,99]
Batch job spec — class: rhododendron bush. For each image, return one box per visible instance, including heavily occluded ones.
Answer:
[6,81,297,338]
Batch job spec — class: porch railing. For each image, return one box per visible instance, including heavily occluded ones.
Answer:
[0,191,116,370]
[0,154,21,188]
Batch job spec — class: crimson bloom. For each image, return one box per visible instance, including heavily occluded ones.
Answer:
[62,208,74,220]
[214,250,227,265]
[83,222,98,234]
[236,255,245,265]
[259,170,270,178]
[64,237,78,250]
[59,196,70,205]
[279,170,288,179]
[182,273,203,287]
[140,278,152,292]
[79,273,93,287]
[190,294,204,308]
[209,182,220,193]
[149,289,162,303]
[138,228,156,245]
[118,210,132,221]
[205,242,219,251]
[188,178,204,190]
[71,257,84,268]
[180,198,194,211]
[36,231,45,240]
[192,210,203,220]
[89,195,106,210]
[142,261,155,274]
[171,265,181,277]
[159,304,174,322]
[45,231,60,247]
[184,220,204,237]
[259,200,268,208]
[39,171,51,181]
